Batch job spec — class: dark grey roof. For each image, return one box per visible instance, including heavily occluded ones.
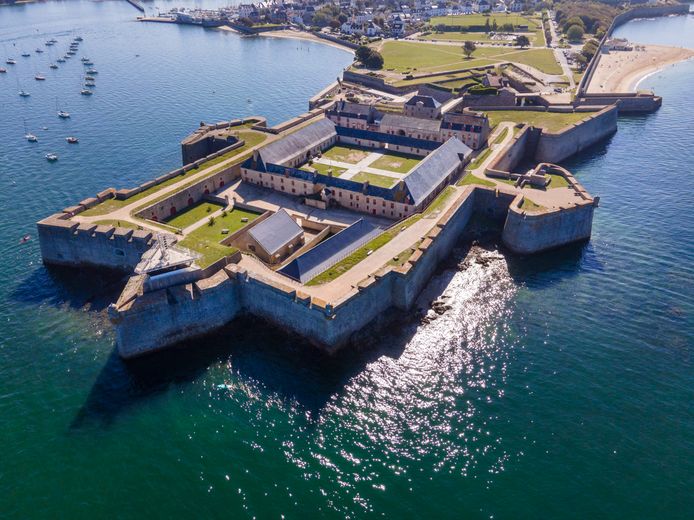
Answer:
[258,118,336,166]
[248,209,303,256]
[404,138,472,206]
[405,95,441,109]
[278,219,382,283]
[379,113,442,133]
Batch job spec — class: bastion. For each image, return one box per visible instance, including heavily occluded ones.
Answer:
[37,95,607,359]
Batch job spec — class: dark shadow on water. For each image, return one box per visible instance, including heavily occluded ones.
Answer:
[70,227,597,428]
[71,312,418,429]
[11,264,128,312]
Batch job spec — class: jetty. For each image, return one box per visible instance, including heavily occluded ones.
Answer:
[124,0,144,13]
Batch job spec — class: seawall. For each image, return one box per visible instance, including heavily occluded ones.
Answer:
[37,215,155,271]
[502,195,595,255]
[111,187,481,358]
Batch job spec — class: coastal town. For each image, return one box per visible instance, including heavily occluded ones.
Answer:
[35,0,692,358]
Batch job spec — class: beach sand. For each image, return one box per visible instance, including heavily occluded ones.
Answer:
[216,27,355,54]
[587,44,694,93]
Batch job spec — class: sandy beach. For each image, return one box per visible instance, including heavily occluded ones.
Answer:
[587,44,694,93]
[216,26,355,54]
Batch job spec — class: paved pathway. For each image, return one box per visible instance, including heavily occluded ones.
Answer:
[314,151,411,181]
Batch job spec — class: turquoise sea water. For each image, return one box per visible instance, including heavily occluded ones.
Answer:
[1,3,693,518]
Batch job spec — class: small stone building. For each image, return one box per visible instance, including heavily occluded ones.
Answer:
[246,209,304,264]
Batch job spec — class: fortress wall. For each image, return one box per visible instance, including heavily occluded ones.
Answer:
[392,187,477,307]
[535,105,618,164]
[114,270,243,359]
[487,125,535,173]
[501,198,595,255]
[37,217,154,271]
[134,164,240,223]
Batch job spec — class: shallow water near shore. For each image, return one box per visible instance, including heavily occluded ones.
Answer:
[1,5,693,518]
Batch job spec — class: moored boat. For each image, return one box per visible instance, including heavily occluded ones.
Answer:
[66,136,79,144]
[86,68,98,74]
[18,90,30,97]
[58,110,70,118]
[49,63,58,69]
[35,74,46,81]
[6,58,16,65]
[45,153,58,162]
[80,88,93,96]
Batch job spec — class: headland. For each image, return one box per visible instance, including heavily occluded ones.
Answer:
[36,2,689,360]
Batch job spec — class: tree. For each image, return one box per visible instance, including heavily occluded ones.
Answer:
[484,18,491,33]
[492,19,498,32]
[364,49,384,69]
[515,35,530,49]
[356,45,372,63]
[355,45,383,69]
[463,41,477,59]
[567,24,585,42]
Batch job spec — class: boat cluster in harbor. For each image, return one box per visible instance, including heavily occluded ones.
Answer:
[3,35,94,161]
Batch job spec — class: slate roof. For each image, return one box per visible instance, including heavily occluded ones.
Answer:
[278,219,382,283]
[405,95,441,109]
[248,209,303,256]
[258,118,336,166]
[379,113,442,133]
[335,126,439,152]
[403,138,472,206]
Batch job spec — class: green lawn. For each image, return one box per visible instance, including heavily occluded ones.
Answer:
[492,127,510,145]
[548,174,570,189]
[430,14,541,29]
[377,41,561,78]
[458,173,495,188]
[301,162,348,176]
[166,201,224,229]
[486,110,592,132]
[94,219,140,230]
[519,197,545,212]
[419,32,495,43]
[378,41,510,74]
[502,48,563,75]
[388,241,421,267]
[321,145,371,164]
[80,130,267,217]
[369,152,421,174]
[351,171,398,188]
[465,146,493,172]
[177,208,261,268]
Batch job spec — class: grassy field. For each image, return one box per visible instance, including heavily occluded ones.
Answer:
[370,152,421,174]
[378,41,561,78]
[302,162,348,176]
[430,14,540,28]
[486,110,592,132]
[379,41,509,73]
[351,171,397,188]
[322,145,371,164]
[458,173,496,187]
[93,219,140,230]
[177,207,260,268]
[166,201,224,229]
[80,130,268,217]
[502,48,563,75]
[519,198,545,212]
[548,174,570,189]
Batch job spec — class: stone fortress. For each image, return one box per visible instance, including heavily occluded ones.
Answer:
[38,15,664,359]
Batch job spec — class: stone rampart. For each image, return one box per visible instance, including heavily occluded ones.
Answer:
[502,196,595,255]
[535,105,618,163]
[37,215,156,271]
[134,164,240,223]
